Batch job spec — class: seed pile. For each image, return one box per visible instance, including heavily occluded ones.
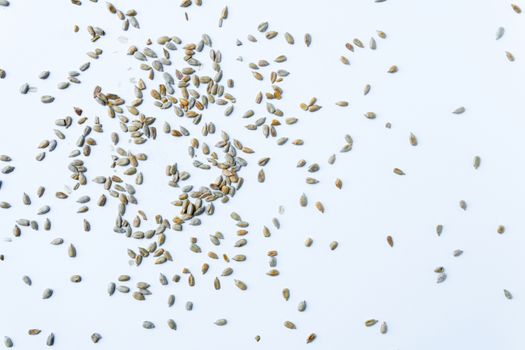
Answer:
[0,0,520,348]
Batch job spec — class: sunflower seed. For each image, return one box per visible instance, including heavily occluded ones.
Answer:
[386,235,394,247]
[142,321,155,329]
[306,333,317,343]
[22,275,32,286]
[47,333,55,346]
[304,33,311,47]
[436,273,447,283]
[496,27,505,40]
[504,289,513,299]
[393,168,405,176]
[453,106,465,114]
[215,319,227,326]
[167,319,177,330]
[298,300,307,312]
[39,71,50,79]
[284,321,296,329]
[283,288,290,301]
[380,321,388,334]
[42,288,53,299]
[91,333,102,343]
[365,319,378,327]
[3,337,13,348]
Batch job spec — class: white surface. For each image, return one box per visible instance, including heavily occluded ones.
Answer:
[1,0,525,349]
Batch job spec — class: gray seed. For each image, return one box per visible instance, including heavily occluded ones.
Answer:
[108,282,116,296]
[504,289,513,300]
[91,333,102,343]
[496,27,505,40]
[20,83,30,94]
[436,273,447,283]
[453,106,466,114]
[46,333,55,346]
[298,300,307,312]
[22,275,32,286]
[258,22,268,32]
[57,82,70,89]
[37,205,50,215]
[186,301,193,310]
[4,336,13,348]
[473,156,481,169]
[50,238,64,245]
[453,249,463,257]
[142,321,155,329]
[39,71,50,79]
[42,288,53,299]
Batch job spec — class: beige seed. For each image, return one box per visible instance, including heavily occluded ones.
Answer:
[283,288,290,301]
[305,238,313,247]
[387,65,398,73]
[234,279,247,290]
[497,225,505,234]
[386,235,394,247]
[329,241,338,250]
[304,33,312,47]
[393,168,405,176]
[284,321,296,329]
[335,178,342,189]
[512,4,521,13]
[380,321,388,334]
[365,319,378,327]
[409,133,418,146]
[68,244,77,257]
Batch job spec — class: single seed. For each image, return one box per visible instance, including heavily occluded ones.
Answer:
[91,333,102,343]
[453,106,466,114]
[504,289,513,299]
[142,321,155,329]
[215,319,227,326]
[393,168,405,176]
[306,333,317,344]
[42,288,53,299]
[47,333,55,346]
[283,288,290,301]
[365,319,378,327]
[380,321,388,334]
[387,65,398,73]
[298,300,307,312]
[284,321,296,329]
[437,273,447,283]
[386,235,394,247]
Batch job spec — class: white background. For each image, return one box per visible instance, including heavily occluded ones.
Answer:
[1,0,525,349]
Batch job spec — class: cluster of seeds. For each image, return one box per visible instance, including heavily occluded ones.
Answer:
[0,0,519,348]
